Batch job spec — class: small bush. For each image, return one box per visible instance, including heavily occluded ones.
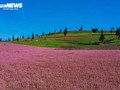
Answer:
[92,28,98,33]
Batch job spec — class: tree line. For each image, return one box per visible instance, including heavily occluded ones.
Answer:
[5,27,69,42]
[0,26,120,43]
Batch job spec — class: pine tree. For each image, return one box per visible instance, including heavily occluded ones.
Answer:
[115,28,120,39]
[99,29,105,43]
[79,25,83,31]
[16,37,19,41]
[42,32,44,36]
[49,32,51,35]
[60,29,62,33]
[8,37,11,42]
[31,32,34,40]
[110,27,114,35]
[28,36,30,39]
[54,30,56,33]
[64,27,68,37]
[0,38,2,42]
[22,35,24,39]
[12,35,14,41]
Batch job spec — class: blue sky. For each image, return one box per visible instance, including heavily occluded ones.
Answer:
[0,0,120,40]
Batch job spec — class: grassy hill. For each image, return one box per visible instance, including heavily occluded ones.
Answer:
[12,31,120,49]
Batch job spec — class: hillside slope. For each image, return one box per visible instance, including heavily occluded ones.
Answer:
[12,31,120,49]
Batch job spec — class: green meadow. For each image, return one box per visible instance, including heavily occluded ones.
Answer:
[12,31,120,49]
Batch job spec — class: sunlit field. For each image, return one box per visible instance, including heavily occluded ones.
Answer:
[12,31,120,49]
[1,0,120,90]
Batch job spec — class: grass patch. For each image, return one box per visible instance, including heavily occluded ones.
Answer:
[12,31,120,49]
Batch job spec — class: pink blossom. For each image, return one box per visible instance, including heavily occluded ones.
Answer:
[0,43,120,90]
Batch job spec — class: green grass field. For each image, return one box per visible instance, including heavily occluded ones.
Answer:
[12,31,120,49]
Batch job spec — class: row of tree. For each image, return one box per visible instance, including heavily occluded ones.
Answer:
[0,26,120,42]
[7,27,68,42]
[95,28,120,43]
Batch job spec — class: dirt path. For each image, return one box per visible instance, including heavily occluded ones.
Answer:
[0,43,120,90]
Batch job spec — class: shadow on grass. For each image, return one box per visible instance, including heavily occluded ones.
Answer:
[77,42,100,45]
[104,39,115,44]
[68,40,100,45]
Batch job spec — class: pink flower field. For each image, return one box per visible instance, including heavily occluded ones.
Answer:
[0,43,120,90]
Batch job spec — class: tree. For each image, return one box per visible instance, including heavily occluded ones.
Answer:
[27,36,30,39]
[99,29,105,43]
[31,32,34,40]
[115,28,120,39]
[36,34,38,37]
[110,27,114,35]
[0,38,2,42]
[79,25,83,31]
[22,35,24,39]
[64,27,68,37]
[16,37,19,41]
[42,32,44,36]
[48,32,51,35]
[8,37,11,42]
[60,29,62,33]
[12,35,14,41]
[92,28,98,33]
[54,30,56,33]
